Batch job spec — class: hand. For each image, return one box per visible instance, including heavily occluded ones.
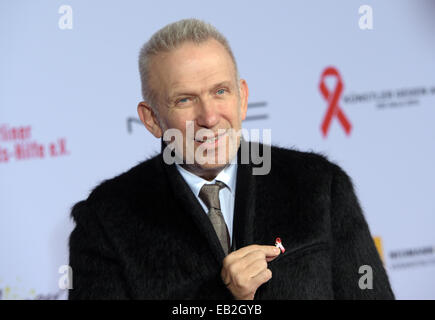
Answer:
[221,244,281,300]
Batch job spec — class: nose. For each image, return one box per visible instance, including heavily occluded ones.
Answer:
[195,98,219,129]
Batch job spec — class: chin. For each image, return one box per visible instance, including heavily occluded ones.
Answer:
[198,161,228,171]
[193,163,228,181]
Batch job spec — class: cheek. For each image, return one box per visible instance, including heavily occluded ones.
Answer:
[164,111,187,129]
[220,100,239,120]
[169,116,193,139]
[227,108,242,127]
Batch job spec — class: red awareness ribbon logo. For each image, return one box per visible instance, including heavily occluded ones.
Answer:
[319,67,352,137]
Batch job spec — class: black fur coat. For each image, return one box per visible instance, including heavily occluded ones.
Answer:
[68,141,395,299]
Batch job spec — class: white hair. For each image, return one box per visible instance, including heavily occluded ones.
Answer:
[138,18,240,114]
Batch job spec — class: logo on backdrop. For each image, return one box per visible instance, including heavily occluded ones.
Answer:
[318,67,435,138]
[342,86,435,108]
[373,236,385,264]
[0,124,70,164]
[389,245,435,270]
[319,67,352,138]
[369,236,435,270]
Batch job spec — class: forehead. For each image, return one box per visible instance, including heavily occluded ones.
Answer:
[149,39,237,97]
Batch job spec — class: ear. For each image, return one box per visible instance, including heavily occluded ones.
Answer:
[239,79,249,121]
[137,101,163,138]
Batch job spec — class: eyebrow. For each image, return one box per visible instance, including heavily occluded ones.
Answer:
[168,80,234,101]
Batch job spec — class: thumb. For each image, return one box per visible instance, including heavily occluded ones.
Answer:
[265,246,281,262]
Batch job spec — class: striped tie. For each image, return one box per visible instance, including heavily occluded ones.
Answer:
[199,181,231,255]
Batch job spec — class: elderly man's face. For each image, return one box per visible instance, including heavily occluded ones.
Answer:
[138,39,248,180]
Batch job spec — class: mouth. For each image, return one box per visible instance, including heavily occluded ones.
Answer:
[194,131,227,147]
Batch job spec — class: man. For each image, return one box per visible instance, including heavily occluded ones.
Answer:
[68,19,395,299]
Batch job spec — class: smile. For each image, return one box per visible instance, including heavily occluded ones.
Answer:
[194,131,227,145]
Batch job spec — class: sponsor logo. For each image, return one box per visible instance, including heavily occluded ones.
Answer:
[342,86,435,109]
[318,67,435,138]
[389,245,435,269]
[319,67,352,137]
[0,124,70,164]
[373,236,385,263]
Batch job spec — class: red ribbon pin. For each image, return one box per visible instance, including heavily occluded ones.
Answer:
[275,237,285,253]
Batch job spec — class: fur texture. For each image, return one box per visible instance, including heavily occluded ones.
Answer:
[68,141,395,299]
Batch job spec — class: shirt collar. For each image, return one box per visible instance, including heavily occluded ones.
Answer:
[175,156,238,198]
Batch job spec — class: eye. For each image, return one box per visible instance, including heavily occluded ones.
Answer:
[177,97,190,104]
[216,88,226,95]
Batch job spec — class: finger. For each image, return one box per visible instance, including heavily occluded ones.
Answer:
[240,245,280,260]
[263,246,281,262]
[244,258,268,279]
[266,253,281,262]
[230,244,263,259]
[251,268,273,288]
[239,249,268,268]
[224,244,272,265]
[222,245,280,275]
[223,252,262,283]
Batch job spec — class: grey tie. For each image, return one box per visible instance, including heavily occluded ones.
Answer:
[199,181,231,255]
